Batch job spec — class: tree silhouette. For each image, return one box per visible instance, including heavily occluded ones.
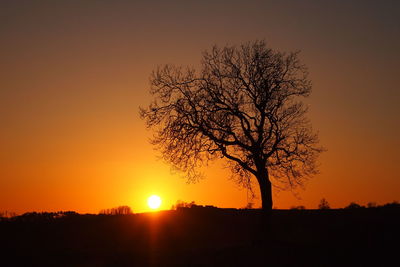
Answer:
[99,206,133,215]
[318,198,330,210]
[141,41,323,211]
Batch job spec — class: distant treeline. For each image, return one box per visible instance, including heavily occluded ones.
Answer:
[291,200,400,210]
[99,205,133,215]
[1,201,399,221]
[0,211,81,222]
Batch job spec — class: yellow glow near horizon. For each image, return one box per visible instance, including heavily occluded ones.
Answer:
[147,195,162,210]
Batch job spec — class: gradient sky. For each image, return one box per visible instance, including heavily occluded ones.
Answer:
[1,0,399,214]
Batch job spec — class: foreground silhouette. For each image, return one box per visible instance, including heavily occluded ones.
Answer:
[1,206,399,266]
[141,40,324,211]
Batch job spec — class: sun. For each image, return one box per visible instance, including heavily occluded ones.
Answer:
[147,195,162,210]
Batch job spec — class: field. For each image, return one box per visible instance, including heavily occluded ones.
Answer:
[1,207,399,266]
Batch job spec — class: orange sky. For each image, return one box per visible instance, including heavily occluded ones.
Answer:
[1,1,399,214]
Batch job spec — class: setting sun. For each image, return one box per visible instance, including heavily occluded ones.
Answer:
[147,195,162,210]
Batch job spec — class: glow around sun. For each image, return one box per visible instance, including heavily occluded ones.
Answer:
[147,195,162,210]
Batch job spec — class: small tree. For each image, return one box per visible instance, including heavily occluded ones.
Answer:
[141,41,324,212]
[318,198,330,210]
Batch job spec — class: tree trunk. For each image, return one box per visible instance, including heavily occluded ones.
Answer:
[256,169,273,241]
[257,170,273,211]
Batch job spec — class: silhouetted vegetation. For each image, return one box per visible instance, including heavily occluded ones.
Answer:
[345,202,364,209]
[1,211,79,222]
[244,202,255,209]
[141,40,324,212]
[171,200,196,210]
[171,201,219,212]
[1,205,399,266]
[382,201,400,208]
[0,211,17,219]
[290,205,306,210]
[318,198,330,209]
[99,205,133,215]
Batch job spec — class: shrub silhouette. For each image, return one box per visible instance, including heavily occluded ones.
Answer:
[0,211,17,219]
[318,198,330,209]
[382,201,400,209]
[291,205,306,210]
[172,200,196,210]
[244,202,255,209]
[345,202,364,209]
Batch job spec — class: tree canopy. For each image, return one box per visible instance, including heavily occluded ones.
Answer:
[141,41,323,210]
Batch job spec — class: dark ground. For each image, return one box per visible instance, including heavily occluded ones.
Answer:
[1,207,399,266]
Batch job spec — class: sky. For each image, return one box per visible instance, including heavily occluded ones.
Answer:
[1,0,399,214]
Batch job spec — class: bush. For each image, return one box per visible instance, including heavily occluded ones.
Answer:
[290,205,306,210]
[382,201,400,209]
[171,200,196,210]
[0,211,17,218]
[345,202,364,209]
[244,202,254,209]
[318,198,330,210]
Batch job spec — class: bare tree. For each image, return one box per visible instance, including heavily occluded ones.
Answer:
[141,41,323,212]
